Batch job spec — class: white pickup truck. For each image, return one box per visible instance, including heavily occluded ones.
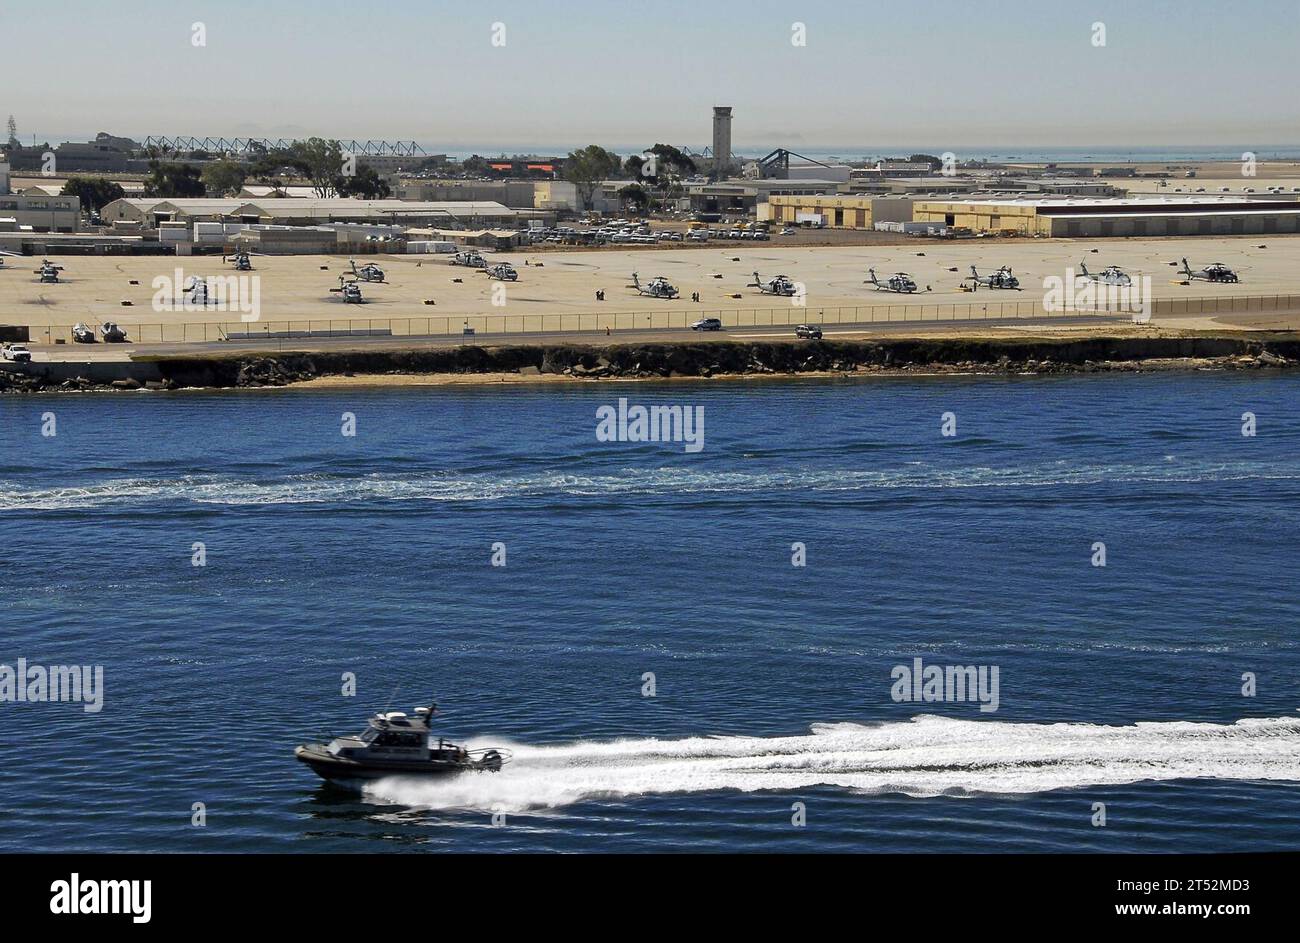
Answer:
[2,344,33,363]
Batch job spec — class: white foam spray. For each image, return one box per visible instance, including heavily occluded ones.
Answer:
[363,714,1300,813]
[3,458,1298,511]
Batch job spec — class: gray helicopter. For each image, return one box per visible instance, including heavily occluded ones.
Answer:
[481,262,519,282]
[35,259,64,283]
[183,275,214,306]
[749,271,798,296]
[1179,258,1239,283]
[865,268,919,293]
[349,259,386,283]
[449,249,488,268]
[223,250,255,272]
[964,265,1021,291]
[630,272,679,299]
[1077,261,1132,287]
[330,274,366,303]
[99,322,129,343]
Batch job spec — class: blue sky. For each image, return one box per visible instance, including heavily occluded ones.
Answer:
[3,0,1297,152]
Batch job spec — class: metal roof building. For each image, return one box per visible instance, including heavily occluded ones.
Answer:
[102,197,537,229]
[913,196,1300,237]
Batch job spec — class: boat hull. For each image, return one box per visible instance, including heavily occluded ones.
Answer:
[294,744,471,782]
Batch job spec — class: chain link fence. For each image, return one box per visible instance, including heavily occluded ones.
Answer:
[31,293,1300,345]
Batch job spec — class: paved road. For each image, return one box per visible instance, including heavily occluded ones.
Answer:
[100,313,1131,360]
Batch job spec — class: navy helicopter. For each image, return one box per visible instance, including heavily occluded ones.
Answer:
[480,262,519,282]
[329,274,366,303]
[99,322,129,343]
[35,259,64,283]
[629,272,679,299]
[348,259,386,283]
[748,271,798,297]
[449,249,488,268]
[1077,261,1132,287]
[1179,258,1239,283]
[183,275,214,306]
[964,265,1021,291]
[223,250,255,272]
[865,268,919,293]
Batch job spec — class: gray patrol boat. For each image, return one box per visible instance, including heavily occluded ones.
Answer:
[295,702,508,782]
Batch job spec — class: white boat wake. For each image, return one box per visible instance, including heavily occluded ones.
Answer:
[3,457,1298,510]
[362,714,1300,813]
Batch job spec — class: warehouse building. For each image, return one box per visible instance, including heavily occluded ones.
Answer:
[102,198,257,227]
[394,178,580,211]
[0,162,81,232]
[237,185,326,199]
[396,179,536,206]
[912,197,1300,236]
[688,179,846,216]
[758,194,916,228]
[102,197,540,229]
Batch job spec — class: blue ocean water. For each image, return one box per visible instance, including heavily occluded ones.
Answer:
[1,372,1298,853]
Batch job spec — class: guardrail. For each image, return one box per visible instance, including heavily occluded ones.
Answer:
[28,293,1300,346]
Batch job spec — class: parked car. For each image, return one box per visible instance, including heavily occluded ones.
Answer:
[794,324,823,340]
[691,317,723,332]
[1,344,32,362]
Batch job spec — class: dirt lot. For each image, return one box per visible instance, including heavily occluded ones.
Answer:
[5,234,1300,341]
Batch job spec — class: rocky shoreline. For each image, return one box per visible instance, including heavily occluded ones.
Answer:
[2,335,1297,393]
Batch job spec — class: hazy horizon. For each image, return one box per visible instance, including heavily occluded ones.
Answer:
[4,0,1299,153]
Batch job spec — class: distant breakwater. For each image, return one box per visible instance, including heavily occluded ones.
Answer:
[2,335,1297,392]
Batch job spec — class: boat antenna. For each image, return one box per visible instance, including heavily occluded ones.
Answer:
[382,683,401,714]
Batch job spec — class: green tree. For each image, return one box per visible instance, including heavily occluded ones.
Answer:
[201,159,248,197]
[647,143,696,178]
[461,155,492,176]
[335,164,391,199]
[627,145,697,201]
[61,176,126,213]
[246,146,299,187]
[617,184,649,213]
[562,145,621,211]
[143,162,206,198]
[288,137,346,196]
[415,155,451,174]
